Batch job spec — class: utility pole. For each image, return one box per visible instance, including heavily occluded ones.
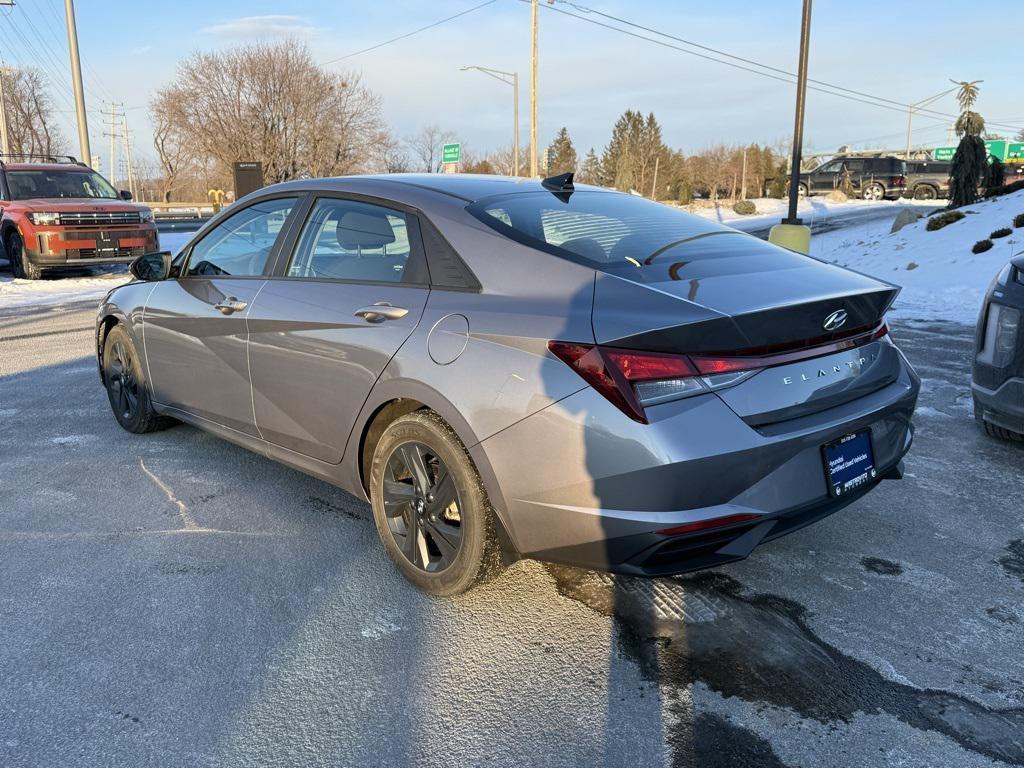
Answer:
[740,148,748,200]
[0,66,9,155]
[529,0,538,177]
[102,103,120,186]
[121,114,136,199]
[64,0,91,166]
[905,86,959,160]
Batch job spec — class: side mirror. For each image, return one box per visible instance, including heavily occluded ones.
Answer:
[119,189,133,201]
[130,251,172,282]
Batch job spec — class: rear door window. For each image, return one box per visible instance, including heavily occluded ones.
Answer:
[285,198,419,284]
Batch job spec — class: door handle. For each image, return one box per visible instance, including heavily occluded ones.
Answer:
[354,302,409,323]
[214,298,248,315]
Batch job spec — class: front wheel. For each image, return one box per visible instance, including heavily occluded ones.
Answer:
[797,182,808,197]
[7,232,41,280]
[102,325,173,434]
[862,183,885,201]
[370,411,501,595]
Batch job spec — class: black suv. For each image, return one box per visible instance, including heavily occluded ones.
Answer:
[797,156,907,200]
[903,160,950,200]
[972,256,1024,441]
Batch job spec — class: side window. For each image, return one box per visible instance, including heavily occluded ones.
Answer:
[846,159,865,173]
[186,197,297,277]
[286,198,414,283]
[818,160,843,174]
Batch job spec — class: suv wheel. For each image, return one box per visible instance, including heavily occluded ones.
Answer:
[7,232,41,280]
[102,325,174,434]
[974,398,1024,443]
[797,182,808,197]
[862,183,885,201]
[913,184,938,200]
[369,410,501,595]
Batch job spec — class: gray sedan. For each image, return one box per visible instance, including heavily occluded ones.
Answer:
[96,173,919,595]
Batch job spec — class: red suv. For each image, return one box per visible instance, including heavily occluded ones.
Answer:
[0,155,158,280]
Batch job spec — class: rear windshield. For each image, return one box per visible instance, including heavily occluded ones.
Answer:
[6,169,118,200]
[468,190,735,271]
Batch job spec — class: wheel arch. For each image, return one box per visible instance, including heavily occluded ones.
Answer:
[350,383,521,561]
[95,306,131,384]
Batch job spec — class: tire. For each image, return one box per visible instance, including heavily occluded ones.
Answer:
[913,184,938,200]
[974,397,1024,443]
[369,410,501,595]
[797,183,808,197]
[7,232,41,280]
[102,325,174,434]
[862,183,885,201]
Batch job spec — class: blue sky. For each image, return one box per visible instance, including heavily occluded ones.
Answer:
[2,0,1022,168]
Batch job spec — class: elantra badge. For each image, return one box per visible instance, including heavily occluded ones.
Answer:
[823,309,848,331]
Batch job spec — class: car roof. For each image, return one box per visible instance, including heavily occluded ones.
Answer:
[262,173,610,205]
[1,163,91,172]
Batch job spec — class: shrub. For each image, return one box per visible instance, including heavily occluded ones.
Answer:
[926,210,965,231]
[986,179,1024,198]
[825,190,848,202]
[732,199,757,215]
[991,227,1012,239]
[1013,213,1024,228]
[972,239,994,254]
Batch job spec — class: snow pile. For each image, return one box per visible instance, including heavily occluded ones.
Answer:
[0,232,194,310]
[819,190,1024,324]
[680,196,932,230]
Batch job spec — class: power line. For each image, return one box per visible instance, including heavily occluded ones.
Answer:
[323,0,498,64]
[538,0,1024,133]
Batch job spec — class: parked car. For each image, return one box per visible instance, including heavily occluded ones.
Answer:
[903,160,951,200]
[797,156,907,200]
[0,154,158,280]
[973,255,1024,442]
[96,173,919,595]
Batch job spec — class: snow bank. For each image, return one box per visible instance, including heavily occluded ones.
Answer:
[817,190,1024,325]
[680,196,932,230]
[0,232,194,310]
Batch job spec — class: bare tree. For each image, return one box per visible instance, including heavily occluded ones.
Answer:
[149,90,197,202]
[150,40,384,187]
[1,67,67,157]
[689,145,733,201]
[368,130,410,174]
[407,125,454,173]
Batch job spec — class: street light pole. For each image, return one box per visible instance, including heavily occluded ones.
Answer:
[768,0,813,254]
[530,0,538,177]
[904,86,958,159]
[0,67,9,155]
[460,66,520,175]
[63,0,92,167]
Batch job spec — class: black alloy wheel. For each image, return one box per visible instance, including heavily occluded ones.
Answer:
[108,338,141,423]
[382,440,464,572]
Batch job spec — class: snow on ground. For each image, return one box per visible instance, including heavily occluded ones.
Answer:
[813,190,1024,325]
[0,232,194,309]
[680,196,935,231]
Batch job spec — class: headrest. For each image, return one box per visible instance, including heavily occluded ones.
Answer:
[336,209,396,249]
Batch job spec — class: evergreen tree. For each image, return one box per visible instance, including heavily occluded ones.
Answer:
[577,148,602,185]
[949,80,987,208]
[599,110,669,194]
[985,156,1005,190]
[545,127,577,176]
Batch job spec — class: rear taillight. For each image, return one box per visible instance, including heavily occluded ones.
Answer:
[547,342,754,423]
[549,322,889,423]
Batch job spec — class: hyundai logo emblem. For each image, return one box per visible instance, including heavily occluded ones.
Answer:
[823,309,848,331]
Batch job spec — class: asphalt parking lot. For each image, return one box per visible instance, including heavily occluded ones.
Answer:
[1,299,1022,768]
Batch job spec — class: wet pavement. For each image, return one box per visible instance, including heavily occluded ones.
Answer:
[1,303,1021,767]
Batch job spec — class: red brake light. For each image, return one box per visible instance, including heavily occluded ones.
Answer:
[657,513,762,536]
[602,347,697,380]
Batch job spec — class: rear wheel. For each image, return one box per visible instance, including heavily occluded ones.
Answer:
[7,232,41,280]
[913,184,938,200]
[369,410,501,595]
[797,182,808,197]
[862,183,885,201]
[103,325,173,434]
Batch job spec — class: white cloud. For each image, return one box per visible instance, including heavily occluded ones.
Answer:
[201,15,324,39]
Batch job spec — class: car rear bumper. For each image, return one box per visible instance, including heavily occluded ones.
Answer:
[972,377,1024,434]
[479,353,919,575]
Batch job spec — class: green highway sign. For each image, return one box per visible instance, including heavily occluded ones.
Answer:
[1008,143,1024,164]
[933,140,1010,163]
[442,143,461,164]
